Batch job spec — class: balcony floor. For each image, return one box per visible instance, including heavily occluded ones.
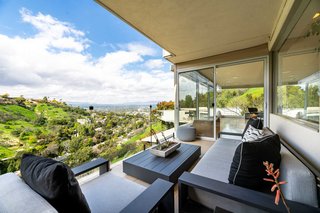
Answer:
[78,139,214,212]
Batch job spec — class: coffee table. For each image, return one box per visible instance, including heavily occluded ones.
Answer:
[123,143,201,183]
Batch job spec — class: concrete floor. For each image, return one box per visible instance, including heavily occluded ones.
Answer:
[78,139,214,212]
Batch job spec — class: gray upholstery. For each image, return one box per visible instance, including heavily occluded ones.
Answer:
[189,137,318,212]
[262,127,274,136]
[176,123,196,141]
[0,172,147,213]
[191,138,241,182]
[189,138,267,213]
[81,173,146,213]
[280,145,318,207]
[0,173,57,213]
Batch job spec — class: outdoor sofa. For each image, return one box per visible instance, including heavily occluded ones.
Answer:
[0,157,174,213]
[179,127,320,212]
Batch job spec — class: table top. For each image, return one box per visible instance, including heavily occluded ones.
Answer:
[124,143,200,176]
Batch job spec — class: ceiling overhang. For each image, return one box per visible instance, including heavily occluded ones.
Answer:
[96,0,298,64]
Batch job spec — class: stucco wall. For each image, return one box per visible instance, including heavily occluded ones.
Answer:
[270,113,320,171]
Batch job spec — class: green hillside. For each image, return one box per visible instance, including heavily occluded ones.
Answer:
[0,105,36,120]
[0,96,169,174]
[215,87,264,115]
[0,103,73,159]
[35,103,70,121]
[240,88,264,98]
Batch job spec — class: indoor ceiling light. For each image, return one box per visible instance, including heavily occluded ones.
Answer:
[313,12,320,19]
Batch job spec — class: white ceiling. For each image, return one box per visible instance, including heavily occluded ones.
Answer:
[97,0,285,63]
[281,52,319,84]
[197,61,264,88]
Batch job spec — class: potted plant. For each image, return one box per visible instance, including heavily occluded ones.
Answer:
[149,129,180,157]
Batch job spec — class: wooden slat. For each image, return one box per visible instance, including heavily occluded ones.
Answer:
[123,143,201,183]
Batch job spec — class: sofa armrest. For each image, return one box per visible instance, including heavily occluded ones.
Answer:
[121,178,174,213]
[218,131,242,138]
[179,172,320,213]
[72,158,109,176]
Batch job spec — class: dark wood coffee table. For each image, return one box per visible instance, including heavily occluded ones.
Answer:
[123,143,201,183]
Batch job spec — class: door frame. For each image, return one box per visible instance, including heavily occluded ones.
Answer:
[175,56,270,140]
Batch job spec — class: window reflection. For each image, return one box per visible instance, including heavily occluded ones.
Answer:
[277,0,320,130]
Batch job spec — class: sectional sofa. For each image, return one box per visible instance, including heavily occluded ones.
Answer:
[0,158,174,213]
[179,128,320,212]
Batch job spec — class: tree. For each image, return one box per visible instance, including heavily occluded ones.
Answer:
[42,143,59,157]
[42,96,48,103]
[308,85,319,107]
[15,95,26,106]
[34,113,47,126]
[1,93,9,98]
[181,95,195,108]
[68,136,85,153]
[216,88,264,115]
[156,101,174,110]
[66,147,95,167]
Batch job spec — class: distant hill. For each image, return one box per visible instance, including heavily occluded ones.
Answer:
[68,101,158,112]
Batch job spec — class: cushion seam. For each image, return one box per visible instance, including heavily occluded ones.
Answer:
[233,142,244,184]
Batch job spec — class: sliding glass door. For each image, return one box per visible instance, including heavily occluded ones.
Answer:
[215,60,266,137]
[178,68,215,138]
[177,58,268,140]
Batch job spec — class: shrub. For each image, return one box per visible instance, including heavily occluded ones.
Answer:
[11,128,23,137]
[1,93,9,98]
[34,113,47,126]
[66,147,95,167]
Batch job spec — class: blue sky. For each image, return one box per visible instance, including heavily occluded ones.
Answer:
[0,0,173,104]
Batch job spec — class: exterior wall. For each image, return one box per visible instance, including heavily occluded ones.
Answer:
[158,110,174,122]
[176,44,269,72]
[270,113,320,171]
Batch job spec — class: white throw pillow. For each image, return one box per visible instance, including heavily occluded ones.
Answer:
[242,125,264,142]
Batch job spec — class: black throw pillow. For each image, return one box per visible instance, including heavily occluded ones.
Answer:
[20,154,91,213]
[228,134,281,191]
[242,118,263,137]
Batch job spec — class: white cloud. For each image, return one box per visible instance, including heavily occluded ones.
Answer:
[126,43,157,56]
[20,8,88,52]
[0,8,174,104]
[144,59,166,69]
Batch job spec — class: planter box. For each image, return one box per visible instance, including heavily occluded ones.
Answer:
[150,142,181,157]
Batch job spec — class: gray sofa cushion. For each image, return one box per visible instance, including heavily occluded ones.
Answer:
[189,137,318,211]
[280,145,318,207]
[189,138,266,213]
[191,138,241,182]
[0,173,57,213]
[81,173,146,213]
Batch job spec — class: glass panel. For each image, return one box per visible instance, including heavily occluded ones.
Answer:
[216,61,265,135]
[178,69,215,138]
[179,72,197,124]
[277,0,320,131]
